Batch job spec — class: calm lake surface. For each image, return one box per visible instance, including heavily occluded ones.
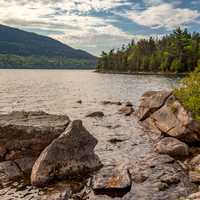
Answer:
[0,69,179,118]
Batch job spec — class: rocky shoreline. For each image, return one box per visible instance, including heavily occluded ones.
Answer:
[0,92,200,200]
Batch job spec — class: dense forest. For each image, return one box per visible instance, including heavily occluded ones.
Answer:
[0,24,96,69]
[97,28,200,73]
[0,54,96,69]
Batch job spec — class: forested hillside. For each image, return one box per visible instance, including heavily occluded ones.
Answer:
[97,28,200,73]
[0,24,96,69]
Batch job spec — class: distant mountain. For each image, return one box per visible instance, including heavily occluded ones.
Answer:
[0,24,96,69]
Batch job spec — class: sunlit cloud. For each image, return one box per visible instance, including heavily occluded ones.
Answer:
[0,0,200,55]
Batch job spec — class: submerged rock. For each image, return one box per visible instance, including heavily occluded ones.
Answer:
[86,111,104,118]
[154,137,189,158]
[102,101,122,106]
[125,102,133,107]
[118,106,134,116]
[31,120,102,187]
[0,111,70,161]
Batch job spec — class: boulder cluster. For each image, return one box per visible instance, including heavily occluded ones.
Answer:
[1,93,200,200]
[0,111,101,199]
[137,91,200,190]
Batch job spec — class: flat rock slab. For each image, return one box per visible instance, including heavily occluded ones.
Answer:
[92,163,131,197]
[0,111,70,161]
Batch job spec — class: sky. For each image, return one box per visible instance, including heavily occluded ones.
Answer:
[0,0,200,56]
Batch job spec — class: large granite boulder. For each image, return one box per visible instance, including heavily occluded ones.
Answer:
[154,137,189,158]
[137,91,172,121]
[137,91,200,143]
[31,120,102,187]
[0,111,70,161]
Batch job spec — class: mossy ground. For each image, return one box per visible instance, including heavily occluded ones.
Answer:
[174,67,200,121]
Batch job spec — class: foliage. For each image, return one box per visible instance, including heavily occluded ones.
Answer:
[0,54,96,69]
[97,28,200,73]
[174,65,200,121]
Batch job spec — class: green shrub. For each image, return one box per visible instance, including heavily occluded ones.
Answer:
[174,66,200,121]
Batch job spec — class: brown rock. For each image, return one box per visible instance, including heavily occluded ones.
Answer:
[189,171,200,183]
[137,91,200,143]
[31,120,102,187]
[125,102,133,107]
[137,90,172,121]
[119,106,134,116]
[0,111,70,161]
[92,163,131,197]
[86,111,104,118]
[151,96,200,143]
[154,137,189,158]
[102,101,122,106]
[76,100,82,104]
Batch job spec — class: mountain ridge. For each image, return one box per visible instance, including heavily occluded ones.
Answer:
[0,24,96,69]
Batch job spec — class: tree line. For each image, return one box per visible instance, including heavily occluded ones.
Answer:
[97,28,200,73]
[0,54,95,69]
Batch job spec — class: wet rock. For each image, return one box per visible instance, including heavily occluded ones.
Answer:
[92,163,131,198]
[128,154,193,200]
[31,120,102,187]
[0,161,22,182]
[0,111,70,161]
[76,100,82,104]
[137,91,200,143]
[108,138,128,144]
[15,157,37,175]
[86,111,104,118]
[119,106,134,116]
[189,171,200,183]
[125,102,133,107]
[42,191,69,200]
[189,154,200,171]
[137,90,172,121]
[154,137,189,158]
[187,191,200,200]
[102,101,122,106]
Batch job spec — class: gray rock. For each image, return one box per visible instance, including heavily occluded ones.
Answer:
[31,120,102,187]
[15,157,37,175]
[0,111,70,161]
[0,161,22,182]
[154,137,189,158]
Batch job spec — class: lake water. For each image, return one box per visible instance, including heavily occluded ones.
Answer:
[0,69,179,118]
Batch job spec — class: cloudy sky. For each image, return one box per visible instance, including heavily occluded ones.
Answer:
[0,0,200,56]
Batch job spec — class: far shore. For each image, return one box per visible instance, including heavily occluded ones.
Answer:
[95,70,188,77]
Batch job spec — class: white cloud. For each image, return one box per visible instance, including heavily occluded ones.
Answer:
[0,0,135,55]
[126,3,200,29]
